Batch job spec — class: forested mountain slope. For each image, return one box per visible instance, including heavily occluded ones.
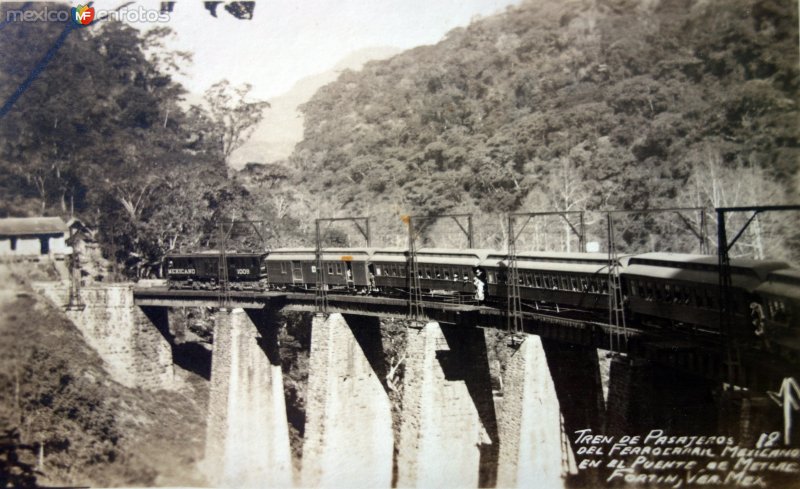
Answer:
[1,1,797,263]
[287,0,798,253]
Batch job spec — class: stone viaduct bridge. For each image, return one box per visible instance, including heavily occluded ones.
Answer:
[34,282,797,488]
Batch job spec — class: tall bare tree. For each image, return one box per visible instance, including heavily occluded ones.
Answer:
[202,81,270,166]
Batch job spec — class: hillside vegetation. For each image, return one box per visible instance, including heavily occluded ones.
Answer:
[0,0,797,268]
[0,270,207,486]
[280,0,798,256]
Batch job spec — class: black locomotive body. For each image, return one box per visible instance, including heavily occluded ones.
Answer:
[164,251,267,290]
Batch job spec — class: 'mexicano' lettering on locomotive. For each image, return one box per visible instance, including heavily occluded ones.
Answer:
[168,268,196,274]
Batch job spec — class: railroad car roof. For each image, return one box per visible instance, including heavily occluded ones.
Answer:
[267,247,372,253]
[487,252,628,266]
[755,268,800,299]
[512,251,616,262]
[265,247,370,261]
[623,264,766,290]
[417,248,493,258]
[415,257,483,267]
[629,253,787,278]
[166,251,266,258]
[485,258,610,274]
[767,268,800,283]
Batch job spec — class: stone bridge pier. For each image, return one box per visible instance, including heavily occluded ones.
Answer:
[301,313,394,488]
[397,321,499,488]
[497,335,579,488]
[394,323,583,489]
[35,282,174,390]
[202,307,293,488]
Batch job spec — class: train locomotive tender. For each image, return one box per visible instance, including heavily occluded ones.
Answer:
[164,247,799,351]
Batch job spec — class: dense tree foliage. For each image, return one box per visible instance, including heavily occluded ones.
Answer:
[1,0,797,262]
[0,3,264,271]
[288,0,798,256]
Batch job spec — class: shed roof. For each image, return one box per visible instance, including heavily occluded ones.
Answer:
[0,217,67,237]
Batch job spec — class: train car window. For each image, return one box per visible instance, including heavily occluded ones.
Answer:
[327,263,334,274]
[581,278,589,292]
[571,277,579,291]
[774,300,787,322]
[375,266,382,276]
[544,276,551,288]
[280,262,286,273]
[444,269,450,280]
[534,274,542,288]
[434,268,441,279]
[425,268,431,279]
[630,280,638,297]
[664,284,673,302]
[335,263,342,275]
[675,285,686,304]
[687,287,697,306]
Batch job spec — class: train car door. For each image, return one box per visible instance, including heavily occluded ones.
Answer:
[291,261,304,283]
[345,261,354,289]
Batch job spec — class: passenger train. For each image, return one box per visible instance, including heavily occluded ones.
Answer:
[163,247,798,355]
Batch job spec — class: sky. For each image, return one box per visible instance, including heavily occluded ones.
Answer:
[112,0,524,101]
